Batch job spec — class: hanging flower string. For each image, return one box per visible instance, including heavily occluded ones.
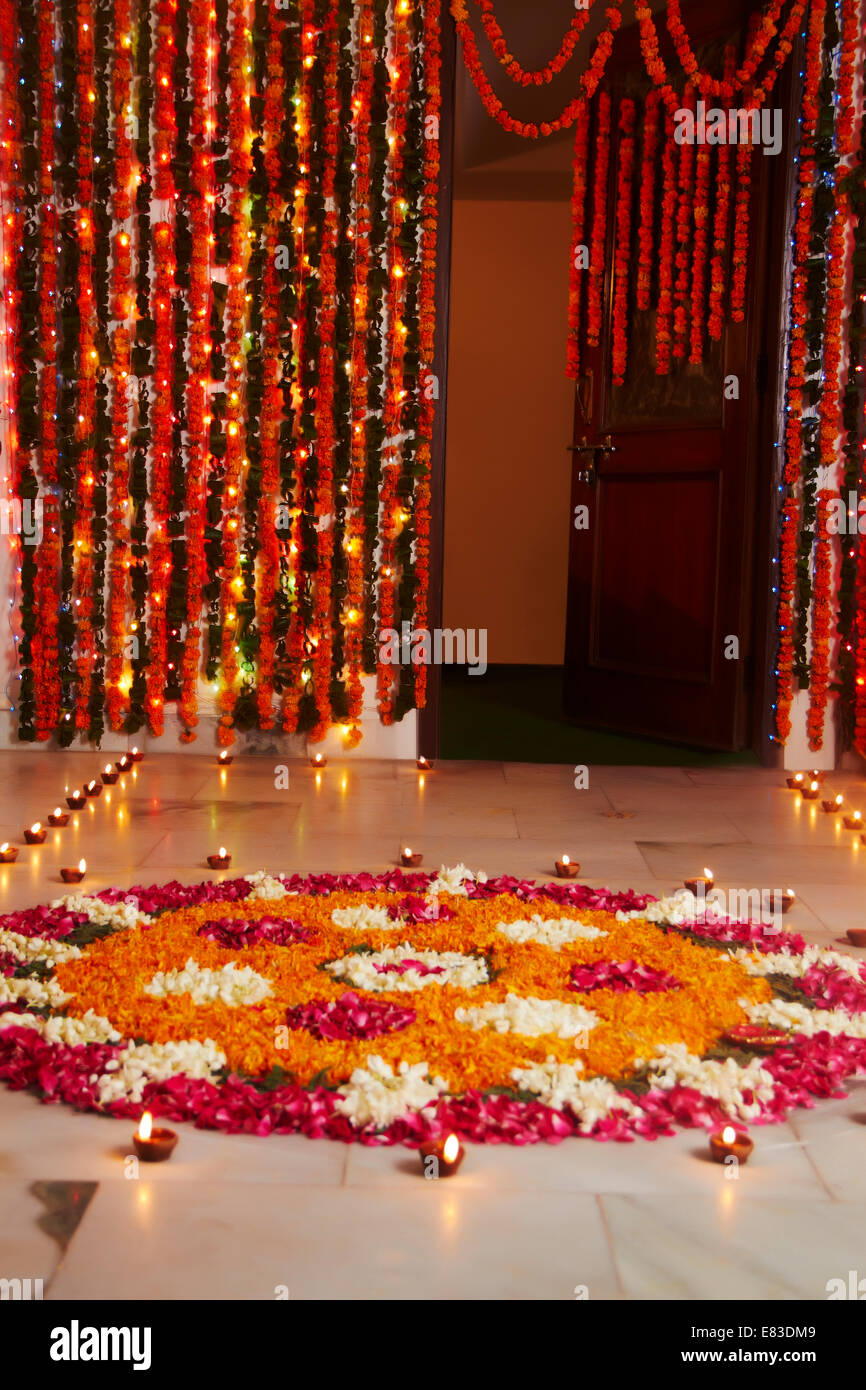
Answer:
[610,97,635,389]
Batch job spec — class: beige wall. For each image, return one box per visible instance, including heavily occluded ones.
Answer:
[443,199,575,666]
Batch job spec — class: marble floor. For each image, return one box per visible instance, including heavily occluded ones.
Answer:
[1,748,865,1301]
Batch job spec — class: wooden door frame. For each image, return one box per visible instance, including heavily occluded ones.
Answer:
[420,8,799,765]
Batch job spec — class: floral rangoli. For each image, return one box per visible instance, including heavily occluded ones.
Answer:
[1,866,865,1145]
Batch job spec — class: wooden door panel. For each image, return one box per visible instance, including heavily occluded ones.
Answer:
[592,471,721,682]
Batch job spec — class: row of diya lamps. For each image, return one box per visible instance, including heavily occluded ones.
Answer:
[130,1106,751,1170]
[787,770,866,946]
[787,769,864,829]
[0,748,145,881]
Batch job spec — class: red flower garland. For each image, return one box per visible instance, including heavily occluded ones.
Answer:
[181,0,216,739]
[807,489,835,751]
[635,88,660,314]
[473,0,595,87]
[105,0,136,732]
[255,0,287,733]
[450,0,622,140]
[689,115,712,364]
[586,88,610,352]
[610,98,635,388]
[217,0,253,748]
[655,116,677,376]
[33,0,61,739]
[309,2,342,745]
[774,0,826,744]
[707,45,737,343]
[145,0,178,737]
[413,0,443,714]
[345,0,376,739]
[565,98,590,380]
[672,86,695,361]
[376,3,412,725]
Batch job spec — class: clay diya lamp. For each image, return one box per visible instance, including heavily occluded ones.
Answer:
[207,847,232,869]
[800,780,820,802]
[115,756,132,773]
[844,810,863,831]
[133,1111,178,1163]
[684,868,714,896]
[310,753,327,769]
[416,755,431,770]
[85,779,102,799]
[48,807,70,827]
[722,1023,791,1052]
[766,888,796,915]
[0,842,18,863]
[101,763,119,785]
[709,1124,754,1164]
[822,794,844,814]
[217,749,233,766]
[786,773,805,791]
[130,746,144,763]
[846,929,866,948]
[400,846,423,867]
[60,859,86,885]
[66,789,86,809]
[419,1133,465,1178]
[555,855,580,879]
[24,822,47,845]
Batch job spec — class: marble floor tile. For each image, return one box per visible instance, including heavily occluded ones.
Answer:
[47,1183,622,1300]
[0,1181,67,1289]
[603,1195,865,1300]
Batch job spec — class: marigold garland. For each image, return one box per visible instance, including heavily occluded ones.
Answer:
[565,98,590,379]
[635,89,660,314]
[610,98,635,388]
[586,89,610,352]
[473,0,595,88]
[655,116,677,377]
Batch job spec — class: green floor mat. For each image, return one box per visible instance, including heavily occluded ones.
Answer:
[440,666,759,767]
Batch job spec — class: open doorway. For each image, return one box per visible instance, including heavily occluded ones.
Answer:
[437,0,795,766]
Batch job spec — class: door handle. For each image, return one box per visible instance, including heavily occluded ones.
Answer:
[567,435,616,486]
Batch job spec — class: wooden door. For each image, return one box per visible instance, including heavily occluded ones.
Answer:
[564,2,795,749]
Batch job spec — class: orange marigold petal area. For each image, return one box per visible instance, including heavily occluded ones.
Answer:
[54,892,771,1088]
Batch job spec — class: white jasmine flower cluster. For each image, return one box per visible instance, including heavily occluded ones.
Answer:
[511,1057,637,1131]
[616,889,699,926]
[50,893,150,934]
[0,929,81,966]
[456,993,598,1040]
[331,903,397,932]
[742,998,866,1040]
[497,914,607,949]
[733,944,865,982]
[326,943,489,993]
[0,1008,122,1046]
[334,1055,448,1129]
[95,1037,226,1106]
[244,871,291,901]
[144,958,272,1007]
[427,863,488,896]
[0,973,71,1010]
[644,1042,775,1119]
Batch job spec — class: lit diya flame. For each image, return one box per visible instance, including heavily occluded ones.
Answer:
[219,750,230,762]
[443,1134,460,1164]
[721,1125,737,1145]
[0,842,7,853]
[104,765,112,775]
[137,1110,153,1142]
[78,859,86,874]
[30,822,41,834]
[704,867,714,882]
[87,781,97,791]
[219,847,228,860]
[54,807,62,818]
[561,854,570,866]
